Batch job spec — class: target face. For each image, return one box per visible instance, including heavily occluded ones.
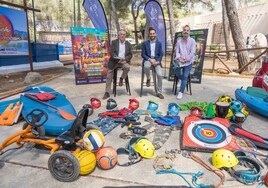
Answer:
[187,120,232,148]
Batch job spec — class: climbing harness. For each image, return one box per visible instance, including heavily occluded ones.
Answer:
[154,149,225,188]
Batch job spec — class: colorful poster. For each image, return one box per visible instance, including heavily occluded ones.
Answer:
[71,27,109,85]
[0,6,28,56]
[144,0,166,54]
[169,29,208,83]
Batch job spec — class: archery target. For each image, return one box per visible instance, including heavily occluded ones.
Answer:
[181,116,239,152]
[187,120,231,149]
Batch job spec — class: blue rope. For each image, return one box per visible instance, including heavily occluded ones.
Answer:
[156,169,212,188]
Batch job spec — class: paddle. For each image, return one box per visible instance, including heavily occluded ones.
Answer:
[0,86,39,100]
[229,124,268,144]
[24,93,76,121]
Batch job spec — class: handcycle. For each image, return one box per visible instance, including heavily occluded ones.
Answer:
[0,104,93,182]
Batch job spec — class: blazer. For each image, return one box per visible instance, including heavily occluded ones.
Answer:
[141,39,163,66]
[108,39,133,69]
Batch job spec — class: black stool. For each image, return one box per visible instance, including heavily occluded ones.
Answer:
[113,67,131,97]
[140,65,157,97]
[172,74,192,95]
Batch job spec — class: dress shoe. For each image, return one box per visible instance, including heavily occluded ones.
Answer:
[102,92,110,100]
[119,77,123,86]
[146,79,150,87]
[157,93,164,99]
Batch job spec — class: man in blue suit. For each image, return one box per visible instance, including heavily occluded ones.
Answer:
[141,27,164,99]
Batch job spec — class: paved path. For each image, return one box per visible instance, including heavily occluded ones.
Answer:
[0,66,266,188]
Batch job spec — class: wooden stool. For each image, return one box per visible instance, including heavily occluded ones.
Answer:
[113,67,131,97]
[140,65,157,97]
[172,74,192,95]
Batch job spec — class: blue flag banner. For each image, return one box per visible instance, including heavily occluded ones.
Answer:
[144,0,166,55]
[83,0,108,30]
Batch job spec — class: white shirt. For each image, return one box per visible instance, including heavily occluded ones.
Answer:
[150,40,156,57]
[118,41,126,59]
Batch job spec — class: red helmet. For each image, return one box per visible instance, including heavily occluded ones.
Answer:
[190,106,203,117]
[90,98,101,109]
[128,98,139,110]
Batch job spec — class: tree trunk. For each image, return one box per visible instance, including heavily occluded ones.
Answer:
[131,1,144,46]
[166,0,175,45]
[221,0,231,60]
[77,0,81,26]
[111,0,120,33]
[224,0,249,71]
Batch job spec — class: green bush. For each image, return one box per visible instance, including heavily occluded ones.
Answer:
[209,44,219,51]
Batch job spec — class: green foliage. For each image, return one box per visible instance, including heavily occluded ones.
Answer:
[209,44,220,51]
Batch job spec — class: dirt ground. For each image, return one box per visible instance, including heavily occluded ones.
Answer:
[0,67,72,95]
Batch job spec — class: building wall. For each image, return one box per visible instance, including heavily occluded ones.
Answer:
[177,3,268,46]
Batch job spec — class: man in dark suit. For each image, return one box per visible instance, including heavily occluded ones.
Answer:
[141,27,164,99]
[103,29,133,100]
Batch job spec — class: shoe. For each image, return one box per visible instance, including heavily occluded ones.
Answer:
[119,77,123,86]
[176,92,183,100]
[177,79,181,89]
[146,79,150,87]
[102,92,110,100]
[157,93,164,99]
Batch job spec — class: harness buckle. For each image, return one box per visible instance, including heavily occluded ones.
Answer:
[182,150,192,158]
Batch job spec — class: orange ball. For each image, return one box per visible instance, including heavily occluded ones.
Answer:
[95,146,118,170]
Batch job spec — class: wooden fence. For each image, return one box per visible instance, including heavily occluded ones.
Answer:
[205,47,268,73]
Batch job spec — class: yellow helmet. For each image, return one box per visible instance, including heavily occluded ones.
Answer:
[212,149,239,168]
[133,138,155,159]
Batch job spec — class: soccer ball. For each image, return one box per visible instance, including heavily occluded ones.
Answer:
[95,146,118,170]
[230,100,243,113]
[217,95,233,104]
[75,150,96,175]
[83,129,105,152]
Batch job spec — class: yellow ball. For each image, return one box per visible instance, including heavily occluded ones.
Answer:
[75,150,96,175]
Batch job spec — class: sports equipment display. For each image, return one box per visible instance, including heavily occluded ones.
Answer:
[217,95,233,104]
[83,129,105,152]
[230,100,243,113]
[133,138,155,159]
[96,146,118,170]
[21,86,77,135]
[235,87,268,118]
[212,149,239,168]
[90,98,101,109]
[75,150,96,175]
[181,115,240,152]
[167,102,180,116]
[128,98,139,110]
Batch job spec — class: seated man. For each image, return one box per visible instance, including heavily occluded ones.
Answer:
[141,27,164,99]
[103,29,133,100]
[174,25,196,100]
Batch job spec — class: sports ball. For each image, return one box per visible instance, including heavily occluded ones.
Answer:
[75,150,96,175]
[96,146,118,170]
[83,129,105,152]
[230,100,243,113]
[217,95,233,104]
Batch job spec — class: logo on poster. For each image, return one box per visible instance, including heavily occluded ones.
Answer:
[0,15,13,45]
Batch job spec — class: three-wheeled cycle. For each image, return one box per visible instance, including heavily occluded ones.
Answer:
[0,104,93,182]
